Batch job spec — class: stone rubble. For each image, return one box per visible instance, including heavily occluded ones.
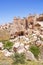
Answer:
[2,49,13,57]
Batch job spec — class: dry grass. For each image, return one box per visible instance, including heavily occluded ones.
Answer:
[0,51,13,65]
[0,29,10,41]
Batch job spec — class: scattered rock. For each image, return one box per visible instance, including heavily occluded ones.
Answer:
[0,42,3,50]
[2,49,13,57]
[36,40,42,47]
[17,43,25,54]
[24,45,29,50]
[25,50,36,61]
[13,42,20,48]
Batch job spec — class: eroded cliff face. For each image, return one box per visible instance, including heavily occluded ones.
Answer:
[11,15,43,38]
[0,14,43,39]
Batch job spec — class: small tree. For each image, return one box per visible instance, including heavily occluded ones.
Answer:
[29,45,40,59]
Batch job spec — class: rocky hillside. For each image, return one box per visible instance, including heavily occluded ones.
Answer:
[0,14,43,65]
[0,14,43,40]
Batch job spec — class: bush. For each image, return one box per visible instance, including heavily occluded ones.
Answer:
[3,41,13,51]
[12,52,26,64]
[29,45,40,59]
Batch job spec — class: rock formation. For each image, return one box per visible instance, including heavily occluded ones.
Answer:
[0,14,43,39]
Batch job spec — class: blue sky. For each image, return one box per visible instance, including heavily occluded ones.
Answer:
[0,0,43,24]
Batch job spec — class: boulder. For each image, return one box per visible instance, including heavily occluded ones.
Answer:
[35,40,42,47]
[17,47,25,54]
[33,30,40,36]
[25,50,36,61]
[2,49,13,57]
[29,34,37,42]
[0,42,3,50]
[13,42,20,48]
[31,34,37,41]
[13,42,20,52]
[17,43,25,54]
[24,45,29,50]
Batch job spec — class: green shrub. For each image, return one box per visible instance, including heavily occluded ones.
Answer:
[3,41,13,51]
[29,45,40,59]
[12,52,26,65]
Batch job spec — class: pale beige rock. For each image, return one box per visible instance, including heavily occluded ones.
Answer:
[0,42,3,50]
[24,45,29,50]
[25,50,36,61]
[36,40,42,47]
[2,49,13,57]
[13,42,20,48]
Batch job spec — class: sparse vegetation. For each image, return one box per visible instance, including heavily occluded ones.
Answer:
[3,41,13,51]
[29,45,40,59]
[0,51,43,65]
[12,52,26,65]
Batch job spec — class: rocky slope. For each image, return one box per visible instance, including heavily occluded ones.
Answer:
[0,14,43,39]
[0,14,43,61]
